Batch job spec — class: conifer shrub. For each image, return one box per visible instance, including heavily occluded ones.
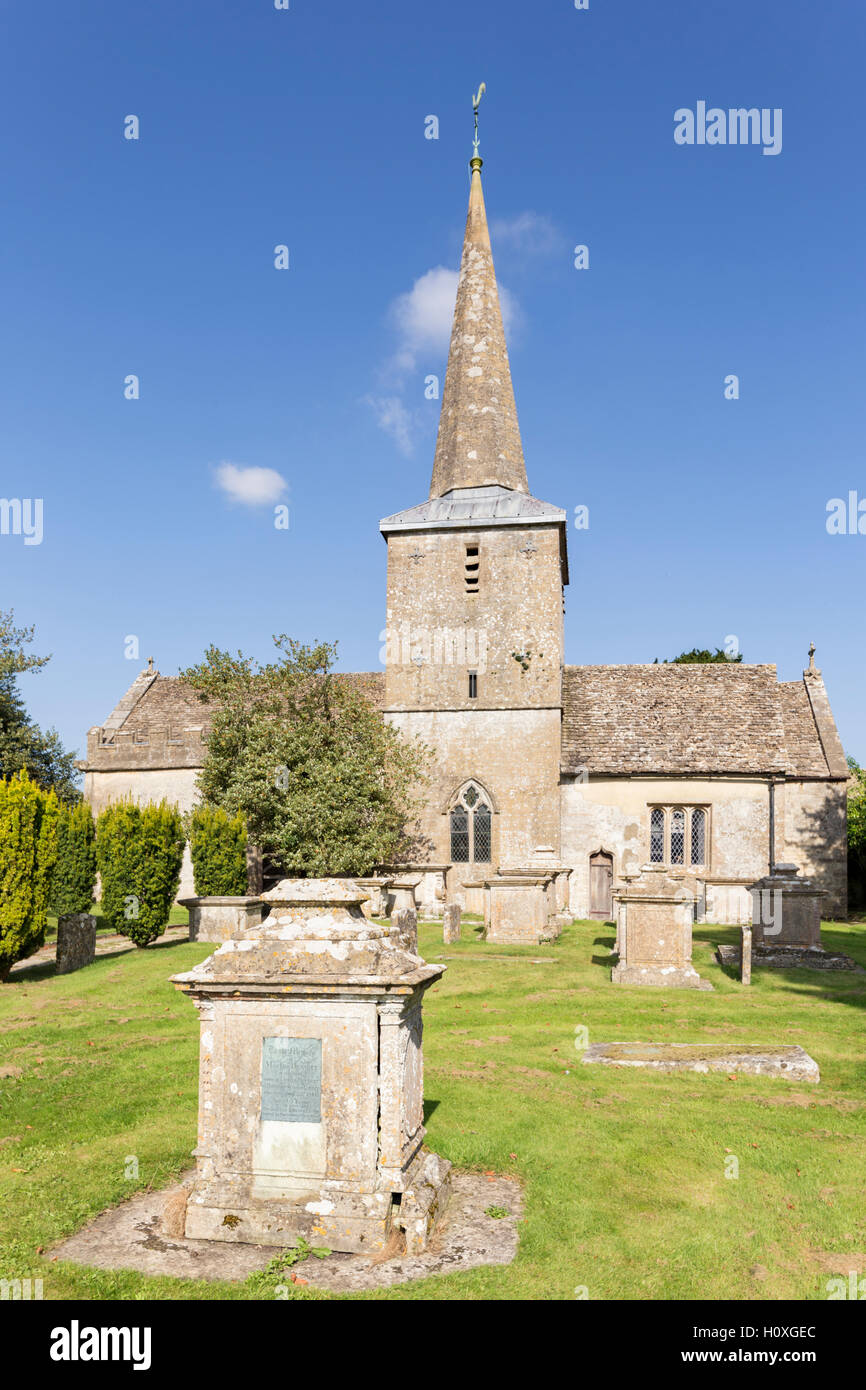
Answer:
[188,804,248,897]
[0,771,60,980]
[96,799,184,946]
[50,800,97,918]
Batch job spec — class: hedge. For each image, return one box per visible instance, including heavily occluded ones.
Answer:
[0,771,59,980]
[188,804,248,897]
[95,799,184,947]
[50,800,97,918]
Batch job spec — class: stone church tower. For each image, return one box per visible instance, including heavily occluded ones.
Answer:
[379,151,569,890]
[81,125,850,922]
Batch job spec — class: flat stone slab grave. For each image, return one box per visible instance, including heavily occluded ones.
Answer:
[716,944,863,973]
[49,1172,522,1293]
[582,1042,819,1083]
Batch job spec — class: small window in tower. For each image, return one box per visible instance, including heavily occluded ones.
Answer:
[468,671,478,699]
[464,544,480,593]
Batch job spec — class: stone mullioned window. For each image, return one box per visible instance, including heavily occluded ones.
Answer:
[649,806,708,868]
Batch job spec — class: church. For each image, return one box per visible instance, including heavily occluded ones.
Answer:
[80,142,850,924]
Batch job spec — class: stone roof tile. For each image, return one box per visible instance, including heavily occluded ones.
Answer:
[561,663,790,776]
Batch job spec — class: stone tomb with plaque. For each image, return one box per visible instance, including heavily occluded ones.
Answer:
[172,879,451,1255]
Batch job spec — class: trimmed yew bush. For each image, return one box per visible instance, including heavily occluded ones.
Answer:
[50,800,97,918]
[0,771,60,980]
[96,799,184,946]
[188,804,248,897]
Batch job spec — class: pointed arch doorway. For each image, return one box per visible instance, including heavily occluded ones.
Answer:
[589,851,614,921]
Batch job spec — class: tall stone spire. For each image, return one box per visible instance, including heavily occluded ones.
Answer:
[429,103,528,499]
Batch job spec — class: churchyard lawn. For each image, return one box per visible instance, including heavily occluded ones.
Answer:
[1,917,864,1301]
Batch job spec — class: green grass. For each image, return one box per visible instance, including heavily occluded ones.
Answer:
[42,903,190,942]
[1,916,865,1300]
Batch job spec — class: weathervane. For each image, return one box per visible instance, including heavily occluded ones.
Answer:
[472,82,486,162]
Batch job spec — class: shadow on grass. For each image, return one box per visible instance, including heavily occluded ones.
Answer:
[590,930,615,968]
[6,931,194,985]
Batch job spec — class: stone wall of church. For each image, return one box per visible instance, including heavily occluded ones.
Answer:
[384,524,564,712]
[560,776,772,923]
[385,708,562,898]
[83,766,199,898]
[779,779,848,919]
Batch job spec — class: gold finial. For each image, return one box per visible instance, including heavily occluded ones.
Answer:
[471,82,486,167]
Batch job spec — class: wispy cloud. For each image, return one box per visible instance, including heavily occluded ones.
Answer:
[367,252,521,455]
[214,462,288,506]
[490,211,561,258]
[387,266,458,376]
[364,395,415,457]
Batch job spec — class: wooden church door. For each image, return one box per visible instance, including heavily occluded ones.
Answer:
[589,852,614,920]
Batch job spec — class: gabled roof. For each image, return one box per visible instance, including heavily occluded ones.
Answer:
[560,663,840,778]
[778,680,832,778]
[91,669,386,746]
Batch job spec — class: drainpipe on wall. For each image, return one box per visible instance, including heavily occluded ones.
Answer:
[768,779,776,873]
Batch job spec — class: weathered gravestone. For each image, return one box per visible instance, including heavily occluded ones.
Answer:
[443,903,461,944]
[740,923,752,985]
[612,869,711,990]
[392,908,418,955]
[55,913,96,975]
[750,864,823,950]
[171,879,451,1254]
[715,863,862,972]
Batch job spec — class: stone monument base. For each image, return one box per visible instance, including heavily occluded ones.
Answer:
[184,1147,451,1255]
[717,943,863,973]
[180,896,264,943]
[611,961,713,990]
[48,1169,521,1291]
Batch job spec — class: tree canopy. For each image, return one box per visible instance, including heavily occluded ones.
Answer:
[847,756,866,908]
[180,636,429,878]
[654,647,743,664]
[0,609,80,802]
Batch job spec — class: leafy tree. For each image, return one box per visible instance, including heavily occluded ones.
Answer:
[50,801,98,918]
[188,804,248,897]
[847,757,866,909]
[96,799,185,946]
[180,637,429,878]
[0,771,60,981]
[654,647,743,664]
[0,609,80,801]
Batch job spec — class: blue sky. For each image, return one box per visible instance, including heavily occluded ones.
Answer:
[2,0,864,763]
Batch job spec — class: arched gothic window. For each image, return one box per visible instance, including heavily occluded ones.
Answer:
[449,783,492,864]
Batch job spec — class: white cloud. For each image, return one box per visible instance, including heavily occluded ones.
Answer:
[387,266,458,375]
[364,395,415,457]
[490,211,560,258]
[368,258,520,454]
[214,462,288,507]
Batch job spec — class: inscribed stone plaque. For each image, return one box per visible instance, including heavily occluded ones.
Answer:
[260,1037,322,1124]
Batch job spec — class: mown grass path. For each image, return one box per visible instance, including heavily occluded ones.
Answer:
[1,918,864,1300]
